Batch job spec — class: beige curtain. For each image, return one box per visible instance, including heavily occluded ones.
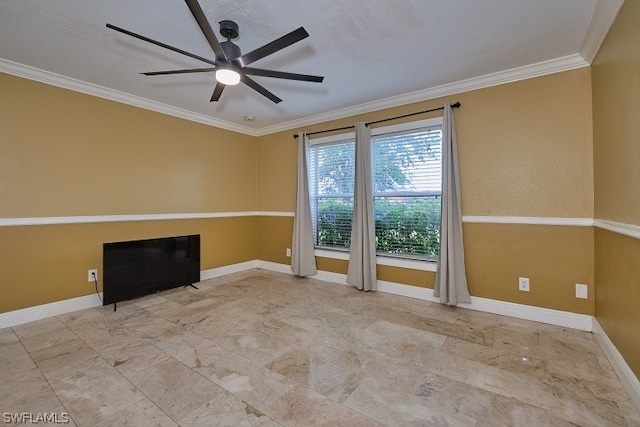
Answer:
[291,132,317,276]
[347,122,377,291]
[434,103,471,305]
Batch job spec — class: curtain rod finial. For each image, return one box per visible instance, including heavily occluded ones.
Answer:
[452,101,461,108]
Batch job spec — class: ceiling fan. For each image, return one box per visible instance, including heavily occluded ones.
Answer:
[106,0,324,104]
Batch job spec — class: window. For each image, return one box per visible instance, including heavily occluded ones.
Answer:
[308,118,443,259]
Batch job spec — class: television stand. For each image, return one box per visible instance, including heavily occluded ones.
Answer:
[184,283,199,290]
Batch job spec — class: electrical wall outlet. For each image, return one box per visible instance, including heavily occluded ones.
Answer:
[575,283,588,299]
[518,277,530,292]
[286,248,291,257]
[88,268,98,282]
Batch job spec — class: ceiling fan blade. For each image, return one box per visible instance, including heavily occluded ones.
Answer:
[242,67,323,83]
[142,67,216,76]
[107,23,216,66]
[234,27,309,68]
[210,82,225,102]
[184,0,227,62]
[241,75,282,104]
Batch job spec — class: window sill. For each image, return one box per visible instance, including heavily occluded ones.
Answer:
[314,249,437,272]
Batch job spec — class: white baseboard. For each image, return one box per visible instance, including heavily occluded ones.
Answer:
[256,260,293,275]
[0,261,259,329]
[0,260,593,332]
[258,261,594,331]
[592,319,640,413]
[200,261,259,280]
[0,293,103,329]
[378,280,593,331]
[459,294,593,331]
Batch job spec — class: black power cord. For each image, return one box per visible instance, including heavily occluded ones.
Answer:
[92,272,103,303]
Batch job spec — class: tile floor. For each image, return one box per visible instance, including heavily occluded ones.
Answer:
[1,269,638,426]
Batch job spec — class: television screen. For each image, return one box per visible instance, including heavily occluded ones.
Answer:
[103,234,200,305]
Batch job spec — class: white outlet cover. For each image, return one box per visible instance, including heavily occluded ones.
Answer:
[518,277,530,291]
[88,269,98,282]
[576,283,588,299]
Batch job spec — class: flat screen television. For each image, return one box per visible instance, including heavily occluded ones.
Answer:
[103,234,200,305]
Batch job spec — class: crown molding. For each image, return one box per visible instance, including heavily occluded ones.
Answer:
[255,54,588,136]
[0,58,258,136]
[3,52,588,139]
[580,0,625,64]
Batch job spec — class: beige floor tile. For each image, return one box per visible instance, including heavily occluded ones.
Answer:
[196,353,293,414]
[414,372,575,426]
[344,378,475,426]
[48,361,145,426]
[93,398,178,427]
[266,348,364,403]
[413,315,495,346]
[128,358,223,422]
[57,307,104,328]
[2,269,637,426]
[269,386,384,427]
[13,317,77,353]
[68,316,137,352]
[0,327,20,346]
[188,315,237,340]
[441,336,547,376]
[0,365,62,414]
[102,341,171,377]
[214,326,292,366]
[482,365,628,426]
[356,319,446,363]
[151,330,229,368]
[178,391,281,426]
[30,338,104,380]
[0,341,37,379]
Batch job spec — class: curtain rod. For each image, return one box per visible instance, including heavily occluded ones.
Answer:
[293,102,460,139]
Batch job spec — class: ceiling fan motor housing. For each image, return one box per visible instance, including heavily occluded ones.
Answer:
[219,20,239,40]
[221,40,241,60]
[219,20,241,60]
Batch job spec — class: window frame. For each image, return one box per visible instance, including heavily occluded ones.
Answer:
[308,117,443,269]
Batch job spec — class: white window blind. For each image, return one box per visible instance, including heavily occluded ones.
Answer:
[372,126,442,258]
[308,140,355,249]
[308,121,442,259]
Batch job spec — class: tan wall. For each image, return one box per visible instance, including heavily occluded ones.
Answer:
[0,73,258,313]
[1,62,598,318]
[0,218,257,313]
[258,68,593,217]
[257,68,595,314]
[1,73,256,217]
[594,229,640,376]
[464,223,593,315]
[592,0,640,378]
[592,1,640,225]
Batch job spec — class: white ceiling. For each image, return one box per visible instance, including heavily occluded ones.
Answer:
[0,0,622,135]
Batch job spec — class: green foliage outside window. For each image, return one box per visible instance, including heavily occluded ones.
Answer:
[374,197,441,258]
[316,196,441,259]
[317,199,353,249]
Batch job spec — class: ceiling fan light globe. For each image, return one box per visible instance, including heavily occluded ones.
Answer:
[215,68,240,85]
